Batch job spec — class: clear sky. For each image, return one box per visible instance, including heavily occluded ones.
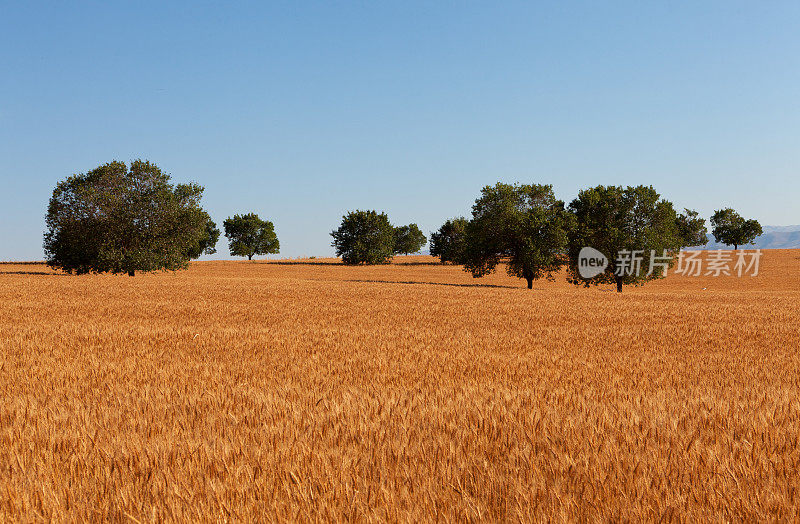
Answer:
[1,1,798,260]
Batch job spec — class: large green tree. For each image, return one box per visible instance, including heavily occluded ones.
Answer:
[566,185,681,292]
[463,183,572,289]
[223,213,280,260]
[429,217,469,264]
[710,208,762,250]
[393,223,427,255]
[331,210,396,265]
[44,160,217,276]
[676,208,708,248]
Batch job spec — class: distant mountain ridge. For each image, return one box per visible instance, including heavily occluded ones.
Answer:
[693,225,800,250]
[762,225,800,234]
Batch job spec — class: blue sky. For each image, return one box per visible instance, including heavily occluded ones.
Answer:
[1,1,798,260]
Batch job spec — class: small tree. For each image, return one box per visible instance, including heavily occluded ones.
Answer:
[331,210,395,265]
[710,208,762,250]
[430,217,469,264]
[44,160,217,276]
[675,208,708,248]
[223,213,280,260]
[566,185,681,292]
[462,183,572,289]
[393,224,427,255]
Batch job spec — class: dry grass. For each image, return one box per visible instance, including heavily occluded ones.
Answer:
[1,251,800,521]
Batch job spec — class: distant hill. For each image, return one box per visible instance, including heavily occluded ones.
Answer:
[762,225,800,233]
[692,225,800,250]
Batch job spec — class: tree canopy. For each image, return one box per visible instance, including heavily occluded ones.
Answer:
[462,183,572,289]
[430,217,469,265]
[44,160,217,276]
[710,208,762,250]
[223,213,280,260]
[566,185,681,292]
[331,210,396,265]
[675,208,708,248]
[393,224,427,255]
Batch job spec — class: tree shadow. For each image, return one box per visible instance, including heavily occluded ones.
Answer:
[344,279,518,289]
[0,270,68,276]
[393,261,444,266]
[261,260,444,267]
[261,260,343,266]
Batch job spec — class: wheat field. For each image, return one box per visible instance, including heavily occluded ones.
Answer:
[1,251,799,521]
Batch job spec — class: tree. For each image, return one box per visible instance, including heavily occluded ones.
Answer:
[462,183,572,289]
[44,160,217,276]
[393,224,427,255]
[430,217,469,264]
[710,208,763,250]
[331,210,395,265]
[185,210,220,259]
[675,208,708,248]
[566,185,681,292]
[223,213,280,260]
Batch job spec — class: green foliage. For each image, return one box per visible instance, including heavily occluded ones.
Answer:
[223,213,280,260]
[566,185,681,292]
[393,223,427,255]
[710,208,763,250]
[430,217,469,264]
[675,209,708,248]
[185,211,220,259]
[331,210,396,265]
[44,160,217,275]
[462,183,572,289]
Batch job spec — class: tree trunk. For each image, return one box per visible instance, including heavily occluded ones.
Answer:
[734,244,738,250]
[526,277,533,289]
[128,270,135,277]
[616,276,623,293]
[248,254,253,260]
